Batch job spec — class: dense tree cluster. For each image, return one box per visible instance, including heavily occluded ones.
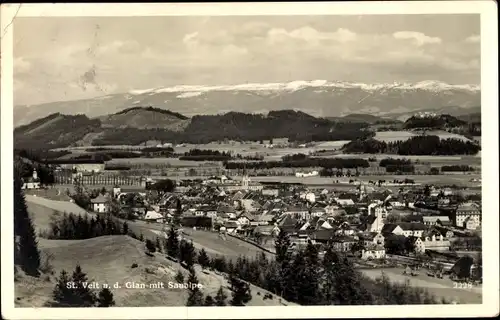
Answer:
[224,158,370,170]
[146,179,176,192]
[91,111,371,146]
[51,264,115,307]
[379,158,415,173]
[403,115,466,130]
[179,149,233,161]
[379,158,412,167]
[15,149,71,161]
[441,165,475,172]
[384,234,416,255]
[45,212,127,240]
[342,136,480,155]
[14,156,56,185]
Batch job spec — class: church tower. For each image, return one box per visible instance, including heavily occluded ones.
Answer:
[242,175,250,190]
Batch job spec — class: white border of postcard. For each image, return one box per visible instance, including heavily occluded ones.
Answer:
[1,1,498,319]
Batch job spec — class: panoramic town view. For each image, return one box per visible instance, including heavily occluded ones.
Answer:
[12,14,482,307]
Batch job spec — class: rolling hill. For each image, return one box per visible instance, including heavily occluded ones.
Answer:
[14,113,101,150]
[99,106,190,131]
[15,196,295,308]
[16,235,293,307]
[14,108,373,149]
[14,80,480,127]
[403,114,467,130]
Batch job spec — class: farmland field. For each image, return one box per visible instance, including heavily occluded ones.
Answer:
[361,267,482,304]
[374,130,473,143]
[106,157,218,167]
[199,174,482,186]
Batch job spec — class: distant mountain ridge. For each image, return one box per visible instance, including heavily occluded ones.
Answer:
[14,80,480,127]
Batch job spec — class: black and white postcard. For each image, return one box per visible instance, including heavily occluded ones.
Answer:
[1,2,498,319]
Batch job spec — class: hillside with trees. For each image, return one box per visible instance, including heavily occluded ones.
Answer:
[403,114,466,130]
[342,136,480,155]
[15,108,372,148]
[14,113,101,150]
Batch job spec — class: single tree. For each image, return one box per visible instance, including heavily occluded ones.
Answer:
[186,268,204,306]
[166,226,180,259]
[71,264,97,306]
[52,270,78,307]
[122,222,129,235]
[229,276,252,306]
[14,170,41,276]
[97,288,115,307]
[175,270,184,283]
[145,239,156,253]
[155,237,162,252]
[214,286,227,306]
[181,241,196,268]
[139,233,144,242]
[198,248,210,269]
[204,295,215,306]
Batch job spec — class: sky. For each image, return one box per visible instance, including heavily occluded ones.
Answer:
[14,14,480,106]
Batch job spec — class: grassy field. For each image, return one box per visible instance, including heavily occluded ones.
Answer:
[16,235,293,307]
[361,267,482,304]
[25,192,272,262]
[208,174,482,187]
[106,158,218,168]
[18,195,293,307]
[373,130,473,143]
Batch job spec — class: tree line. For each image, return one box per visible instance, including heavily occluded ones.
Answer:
[441,165,475,172]
[342,136,480,155]
[43,212,128,240]
[224,158,370,170]
[91,110,371,146]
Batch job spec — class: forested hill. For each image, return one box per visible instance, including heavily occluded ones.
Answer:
[14,108,372,149]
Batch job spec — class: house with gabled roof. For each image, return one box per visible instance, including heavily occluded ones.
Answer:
[358,232,385,247]
[310,229,335,244]
[91,194,109,213]
[284,205,309,220]
[331,235,359,252]
[144,210,164,222]
[361,244,386,260]
[453,202,481,230]
[398,222,427,237]
[381,223,404,237]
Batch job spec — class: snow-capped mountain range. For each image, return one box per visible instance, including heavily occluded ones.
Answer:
[128,80,480,96]
[14,80,480,127]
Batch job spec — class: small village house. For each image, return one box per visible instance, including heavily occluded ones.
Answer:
[91,194,109,213]
[361,244,386,260]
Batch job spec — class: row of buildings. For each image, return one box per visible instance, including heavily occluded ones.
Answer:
[88,174,481,261]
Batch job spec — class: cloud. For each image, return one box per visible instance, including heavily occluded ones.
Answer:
[183,32,198,45]
[465,34,480,43]
[393,31,442,46]
[266,27,357,45]
[14,57,31,73]
[14,19,479,106]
